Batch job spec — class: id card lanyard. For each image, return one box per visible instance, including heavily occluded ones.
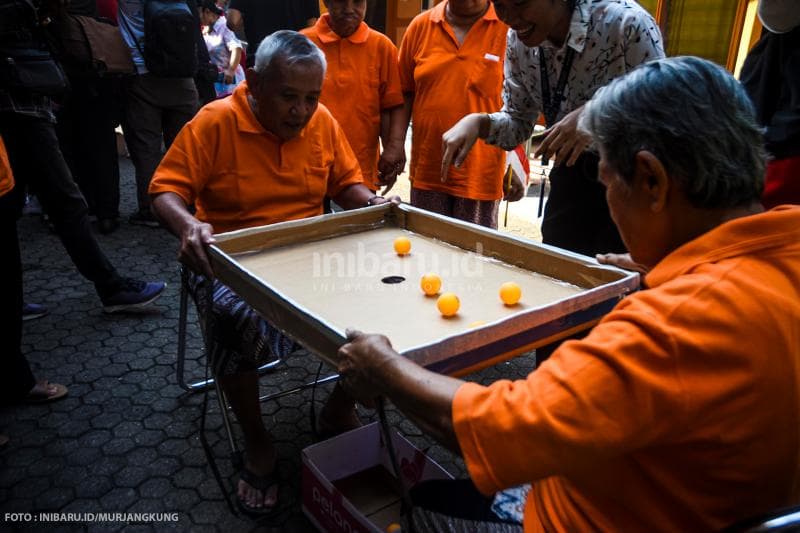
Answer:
[538,45,576,165]
[536,45,576,216]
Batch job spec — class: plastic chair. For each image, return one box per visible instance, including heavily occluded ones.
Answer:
[174,266,339,450]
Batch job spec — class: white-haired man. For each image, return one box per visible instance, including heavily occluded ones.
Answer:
[150,30,390,515]
[338,56,800,531]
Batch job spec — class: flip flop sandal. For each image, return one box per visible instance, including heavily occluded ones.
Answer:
[24,382,68,404]
[237,466,280,517]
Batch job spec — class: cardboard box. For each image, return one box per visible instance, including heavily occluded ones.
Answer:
[209,204,639,376]
[302,423,453,532]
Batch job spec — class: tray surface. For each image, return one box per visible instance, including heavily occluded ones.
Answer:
[232,227,583,353]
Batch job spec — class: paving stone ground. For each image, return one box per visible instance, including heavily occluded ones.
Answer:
[0,157,537,532]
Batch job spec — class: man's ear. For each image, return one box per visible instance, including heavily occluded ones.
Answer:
[633,150,669,213]
[244,67,258,89]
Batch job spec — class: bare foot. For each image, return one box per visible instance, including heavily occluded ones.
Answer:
[24,380,68,404]
[237,448,278,511]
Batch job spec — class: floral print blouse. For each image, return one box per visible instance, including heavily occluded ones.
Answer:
[486,0,664,150]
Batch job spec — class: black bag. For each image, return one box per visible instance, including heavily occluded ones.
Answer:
[141,0,197,78]
[0,46,68,95]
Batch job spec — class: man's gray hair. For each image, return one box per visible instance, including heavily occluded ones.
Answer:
[253,30,327,75]
[581,56,765,209]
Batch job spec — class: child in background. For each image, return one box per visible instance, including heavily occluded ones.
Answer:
[303,0,406,193]
[200,0,244,98]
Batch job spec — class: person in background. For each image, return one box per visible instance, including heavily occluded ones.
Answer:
[338,56,800,532]
[1,134,69,420]
[200,0,244,98]
[227,0,319,67]
[191,0,219,106]
[118,0,200,226]
[150,31,397,515]
[443,0,663,255]
[741,0,800,208]
[398,0,512,229]
[0,0,167,314]
[54,0,124,235]
[302,0,406,193]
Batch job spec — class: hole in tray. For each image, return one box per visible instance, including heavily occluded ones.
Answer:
[381,276,406,284]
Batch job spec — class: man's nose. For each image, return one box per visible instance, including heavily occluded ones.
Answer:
[290,102,312,118]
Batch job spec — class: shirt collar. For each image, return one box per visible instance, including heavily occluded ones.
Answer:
[315,13,370,44]
[430,1,499,24]
[645,206,800,288]
[541,0,589,53]
[212,15,227,34]
[565,0,590,53]
[231,83,264,134]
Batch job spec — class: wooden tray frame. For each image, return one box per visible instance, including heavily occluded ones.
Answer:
[209,204,639,376]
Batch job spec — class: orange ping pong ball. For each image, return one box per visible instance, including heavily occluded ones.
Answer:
[437,292,460,317]
[393,236,411,256]
[386,524,402,533]
[420,273,442,296]
[499,282,522,305]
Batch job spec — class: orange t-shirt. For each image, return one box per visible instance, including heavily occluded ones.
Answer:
[149,82,363,234]
[0,136,14,197]
[399,1,507,201]
[453,206,800,531]
[303,15,404,191]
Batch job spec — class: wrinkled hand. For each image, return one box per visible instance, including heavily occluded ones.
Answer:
[179,219,217,278]
[503,170,526,202]
[377,140,406,195]
[370,195,402,206]
[441,113,484,182]
[595,252,649,275]
[337,329,397,408]
[534,107,591,167]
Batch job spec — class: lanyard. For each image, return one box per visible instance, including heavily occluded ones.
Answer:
[539,46,576,128]
[538,46,576,168]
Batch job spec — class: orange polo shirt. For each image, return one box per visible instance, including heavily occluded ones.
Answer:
[454,206,800,531]
[303,15,404,191]
[0,136,13,197]
[149,82,363,234]
[399,1,507,200]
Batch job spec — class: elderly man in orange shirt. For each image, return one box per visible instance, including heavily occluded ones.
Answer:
[150,30,393,515]
[337,57,800,531]
[302,0,406,193]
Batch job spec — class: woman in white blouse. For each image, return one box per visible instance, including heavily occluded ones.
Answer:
[200,0,245,98]
[442,0,664,257]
